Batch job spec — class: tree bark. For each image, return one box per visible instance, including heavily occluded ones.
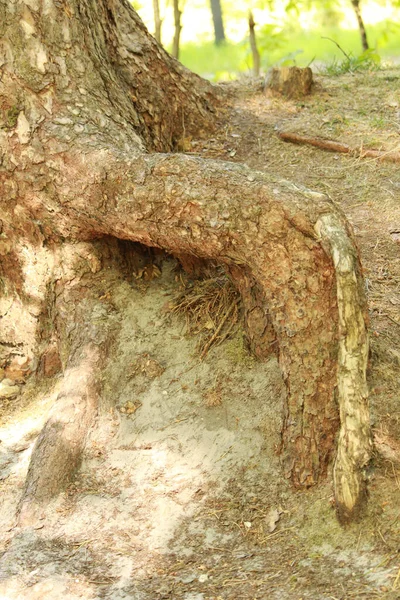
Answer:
[248,11,260,77]
[351,0,369,52]
[266,67,313,99]
[153,0,162,45]
[0,0,372,523]
[210,0,226,46]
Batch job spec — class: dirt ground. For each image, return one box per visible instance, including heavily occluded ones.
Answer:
[1,67,400,599]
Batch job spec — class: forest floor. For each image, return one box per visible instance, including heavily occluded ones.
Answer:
[1,68,400,600]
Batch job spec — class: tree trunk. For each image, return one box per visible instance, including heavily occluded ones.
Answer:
[172,0,182,60]
[210,0,226,46]
[153,0,162,45]
[248,11,260,77]
[0,0,372,524]
[351,0,369,51]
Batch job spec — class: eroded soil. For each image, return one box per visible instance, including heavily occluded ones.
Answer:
[1,68,400,599]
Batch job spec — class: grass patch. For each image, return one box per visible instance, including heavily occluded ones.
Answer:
[178,23,400,80]
[179,41,243,81]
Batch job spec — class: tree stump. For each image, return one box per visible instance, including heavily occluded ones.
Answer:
[266,66,313,98]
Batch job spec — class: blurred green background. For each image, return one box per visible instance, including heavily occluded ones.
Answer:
[134,0,400,79]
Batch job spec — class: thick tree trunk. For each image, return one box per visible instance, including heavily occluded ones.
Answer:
[351,0,369,51]
[210,0,226,46]
[0,0,372,523]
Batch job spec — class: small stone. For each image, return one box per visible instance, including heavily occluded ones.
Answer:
[179,573,196,584]
[0,383,20,398]
[198,574,208,583]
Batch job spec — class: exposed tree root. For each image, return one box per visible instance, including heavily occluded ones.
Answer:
[277,131,400,163]
[17,241,122,525]
[3,150,372,523]
[0,0,374,524]
[316,214,372,522]
[18,344,101,526]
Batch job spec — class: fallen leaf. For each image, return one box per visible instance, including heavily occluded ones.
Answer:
[265,507,281,533]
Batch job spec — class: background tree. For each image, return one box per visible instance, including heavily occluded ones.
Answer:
[172,0,183,58]
[248,10,261,76]
[0,0,371,525]
[153,0,163,44]
[210,0,226,45]
[350,0,369,50]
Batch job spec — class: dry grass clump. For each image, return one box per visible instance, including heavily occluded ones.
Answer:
[128,353,165,379]
[203,380,223,407]
[171,274,241,359]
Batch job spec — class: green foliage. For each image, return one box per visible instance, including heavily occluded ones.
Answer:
[374,19,400,47]
[179,41,243,80]
[239,22,286,71]
[276,49,305,67]
[256,23,287,56]
[153,0,400,81]
[323,46,381,76]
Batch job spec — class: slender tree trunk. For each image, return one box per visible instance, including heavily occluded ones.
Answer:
[210,0,226,45]
[153,0,162,45]
[249,11,260,77]
[351,0,369,51]
[0,0,372,524]
[172,0,182,59]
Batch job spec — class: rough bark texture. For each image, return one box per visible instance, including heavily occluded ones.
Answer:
[17,239,123,525]
[266,67,313,99]
[0,0,372,522]
[316,216,372,522]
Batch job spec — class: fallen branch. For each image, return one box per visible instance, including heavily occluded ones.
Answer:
[277,131,400,163]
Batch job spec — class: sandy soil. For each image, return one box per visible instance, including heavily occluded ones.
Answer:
[1,68,400,599]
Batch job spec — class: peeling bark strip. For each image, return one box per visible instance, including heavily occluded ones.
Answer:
[315,215,372,521]
[277,131,400,163]
[0,0,372,522]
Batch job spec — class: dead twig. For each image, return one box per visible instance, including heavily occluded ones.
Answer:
[171,276,241,357]
[200,298,239,359]
[277,131,400,163]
